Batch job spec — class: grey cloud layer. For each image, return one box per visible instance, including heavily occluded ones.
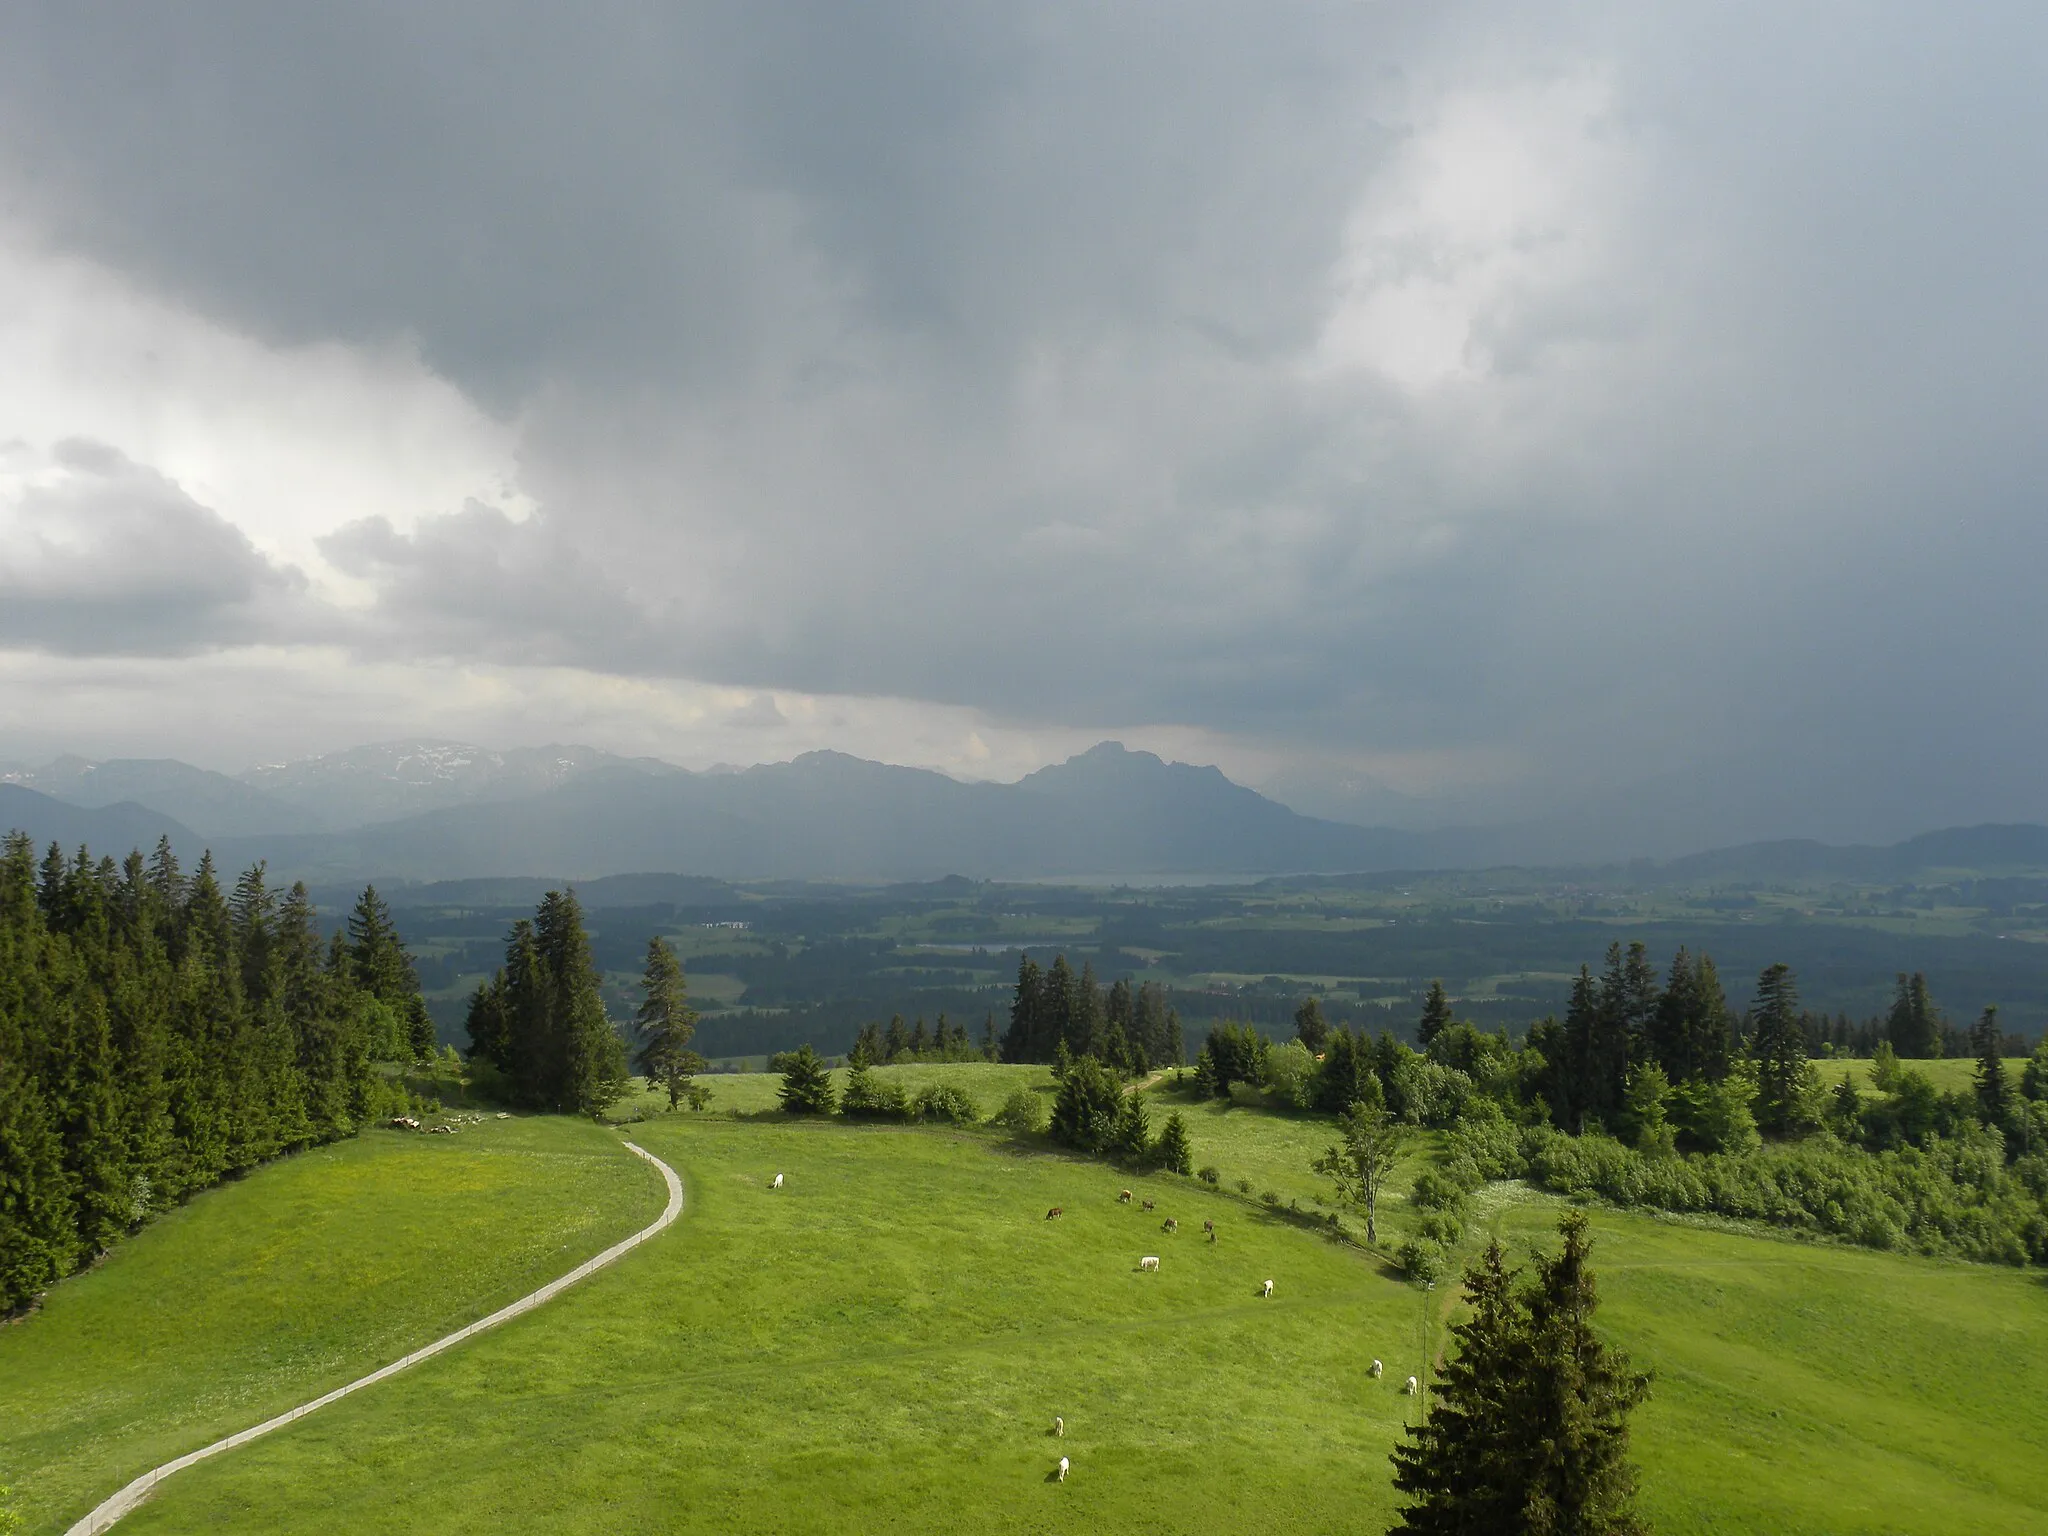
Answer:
[0,441,309,655]
[4,2,2047,841]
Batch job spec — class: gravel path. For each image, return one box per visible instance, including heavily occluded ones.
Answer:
[64,1139,686,1536]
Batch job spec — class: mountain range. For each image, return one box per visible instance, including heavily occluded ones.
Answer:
[5,738,2048,887]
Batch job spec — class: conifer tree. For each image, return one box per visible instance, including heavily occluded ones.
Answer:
[776,1044,836,1115]
[1390,1241,1528,1534]
[634,937,703,1111]
[1887,972,1943,1059]
[885,1014,909,1062]
[1109,1090,1152,1163]
[1561,966,1601,1132]
[1295,994,1331,1053]
[1515,1213,1652,1534]
[1751,963,1820,1136]
[1073,961,1105,1058]
[1417,982,1453,1049]
[1155,1110,1194,1175]
[534,890,628,1116]
[1973,1006,2012,1130]
[1003,955,1044,1062]
[1048,1055,1124,1153]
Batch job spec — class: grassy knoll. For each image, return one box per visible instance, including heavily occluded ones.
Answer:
[85,1089,2048,1535]
[0,1116,666,1535]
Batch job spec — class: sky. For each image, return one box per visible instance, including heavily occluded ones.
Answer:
[2,3,2045,852]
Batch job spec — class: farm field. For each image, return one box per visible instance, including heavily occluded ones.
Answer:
[0,1116,666,1536]
[11,1072,2044,1536]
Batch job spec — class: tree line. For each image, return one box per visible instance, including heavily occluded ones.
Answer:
[1000,954,1184,1073]
[1189,942,2048,1272]
[849,1011,999,1065]
[0,833,433,1314]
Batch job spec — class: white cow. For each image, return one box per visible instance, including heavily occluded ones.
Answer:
[1370,1359,1384,1378]
[1404,1375,1419,1396]
[771,1173,784,1190]
[1140,1255,1161,1271]
[1054,1415,1064,1438]
[1261,1279,1274,1298]
[1057,1456,1070,1482]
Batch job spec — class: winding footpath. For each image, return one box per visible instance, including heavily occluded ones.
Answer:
[65,1140,686,1536]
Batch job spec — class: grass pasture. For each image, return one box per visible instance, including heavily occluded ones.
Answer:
[6,1070,2048,1534]
[0,1115,665,1535]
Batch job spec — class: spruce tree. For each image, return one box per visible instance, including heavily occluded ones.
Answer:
[1108,1090,1152,1163]
[1561,967,1601,1132]
[1417,982,1453,1050]
[1516,1213,1652,1534]
[1049,1055,1124,1153]
[1973,1006,2012,1130]
[1390,1241,1529,1534]
[534,890,628,1116]
[1688,953,1734,1082]
[1155,1110,1194,1176]
[1296,995,1331,1053]
[1751,963,1820,1137]
[777,1044,836,1115]
[1887,973,1943,1059]
[634,937,703,1111]
[1003,955,1044,1062]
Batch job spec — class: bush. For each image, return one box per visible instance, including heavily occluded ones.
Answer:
[840,1063,911,1120]
[1262,1039,1318,1111]
[1197,1165,1220,1185]
[1389,1055,1475,1127]
[1237,1178,1254,1195]
[912,1083,979,1124]
[1398,1239,1450,1283]
[992,1088,1045,1134]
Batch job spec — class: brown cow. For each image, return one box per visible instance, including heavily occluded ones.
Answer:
[1045,1207,1064,1220]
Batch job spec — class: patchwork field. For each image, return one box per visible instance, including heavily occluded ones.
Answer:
[5,1068,2046,1534]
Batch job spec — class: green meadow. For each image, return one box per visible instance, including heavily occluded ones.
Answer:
[5,1065,2046,1534]
[0,1116,663,1535]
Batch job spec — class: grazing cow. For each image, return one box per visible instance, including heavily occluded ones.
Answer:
[1054,1415,1064,1438]
[1260,1279,1274,1298]
[1202,1218,1215,1234]
[1119,1189,1133,1203]
[1046,1207,1064,1220]
[1140,1255,1161,1271]
[1141,1200,1155,1212]
[1162,1218,1178,1234]
[1370,1359,1384,1379]
[772,1173,784,1190]
[1404,1376,1419,1396]
[1057,1456,1070,1482]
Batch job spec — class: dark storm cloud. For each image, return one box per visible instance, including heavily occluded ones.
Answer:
[4,2,2048,839]
[0,441,310,655]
